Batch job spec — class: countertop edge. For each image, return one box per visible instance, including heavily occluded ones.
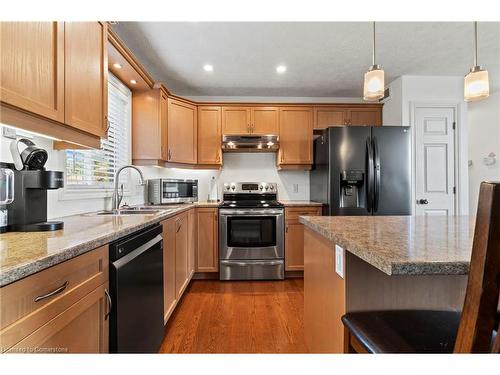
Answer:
[299,216,470,277]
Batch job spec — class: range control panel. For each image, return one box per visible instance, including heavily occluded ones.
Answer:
[223,182,278,194]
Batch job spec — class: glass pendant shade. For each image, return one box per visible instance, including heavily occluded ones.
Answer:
[363,66,385,101]
[464,67,489,102]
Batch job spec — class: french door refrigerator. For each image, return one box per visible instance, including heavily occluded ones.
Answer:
[310,126,411,216]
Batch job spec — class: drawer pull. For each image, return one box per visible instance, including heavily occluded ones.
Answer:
[34,281,69,302]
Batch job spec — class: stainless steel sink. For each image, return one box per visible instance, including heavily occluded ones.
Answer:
[84,208,162,216]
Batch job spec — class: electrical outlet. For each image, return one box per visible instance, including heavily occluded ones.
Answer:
[293,184,299,193]
[335,244,344,278]
[2,127,17,139]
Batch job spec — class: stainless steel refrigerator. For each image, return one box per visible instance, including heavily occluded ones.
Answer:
[310,126,411,216]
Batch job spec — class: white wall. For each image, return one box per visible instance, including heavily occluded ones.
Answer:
[382,75,469,215]
[467,90,500,214]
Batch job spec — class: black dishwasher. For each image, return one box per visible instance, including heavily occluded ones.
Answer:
[109,224,164,353]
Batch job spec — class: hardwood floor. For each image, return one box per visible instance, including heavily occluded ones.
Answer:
[159,279,308,353]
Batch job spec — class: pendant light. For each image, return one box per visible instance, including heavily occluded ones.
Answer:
[464,22,489,102]
[363,22,385,101]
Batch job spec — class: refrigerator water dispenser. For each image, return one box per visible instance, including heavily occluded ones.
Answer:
[340,170,364,208]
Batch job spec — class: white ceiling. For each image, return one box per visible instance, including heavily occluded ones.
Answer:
[114,22,500,98]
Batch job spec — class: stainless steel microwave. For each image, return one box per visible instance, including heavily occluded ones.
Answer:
[147,179,198,204]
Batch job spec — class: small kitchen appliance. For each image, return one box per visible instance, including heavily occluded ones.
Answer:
[0,165,14,233]
[147,178,198,204]
[219,182,284,280]
[5,139,64,232]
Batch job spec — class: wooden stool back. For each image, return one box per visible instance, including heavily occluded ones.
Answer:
[454,182,500,353]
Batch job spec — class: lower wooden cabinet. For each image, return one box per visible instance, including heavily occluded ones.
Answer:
[174,212,189,298]
[187,208,197,278]
[162,216,177,323]
[196,208,219,272]
[7,283,109,354]
[0,246,110,353]
[285,206,322,271]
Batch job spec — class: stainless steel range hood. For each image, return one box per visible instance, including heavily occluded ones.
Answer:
[222,135,279,152]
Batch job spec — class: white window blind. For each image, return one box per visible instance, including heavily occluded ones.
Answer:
[65,74,131,189]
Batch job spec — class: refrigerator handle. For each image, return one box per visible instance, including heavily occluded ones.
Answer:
[366,137,374,213]
[373,136,381,213]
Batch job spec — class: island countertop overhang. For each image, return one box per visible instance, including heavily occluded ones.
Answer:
[299,215,474,276]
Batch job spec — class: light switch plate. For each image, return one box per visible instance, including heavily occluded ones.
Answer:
[335,244,344,278]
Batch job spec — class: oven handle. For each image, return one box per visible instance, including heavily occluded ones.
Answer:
[219,210,284,216]
[220,260,283,267]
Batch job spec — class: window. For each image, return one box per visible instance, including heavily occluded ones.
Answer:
[65,73,131,190]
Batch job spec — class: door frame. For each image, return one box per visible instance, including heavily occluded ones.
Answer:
[410,101,466,216]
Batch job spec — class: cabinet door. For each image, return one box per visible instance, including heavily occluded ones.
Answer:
[0,22,65,122]
[7,283,109,354]
[162,218,177,323]
[196,208,219,272]
[65,22,108,137]
[222,107,251,135]
[348,108,382,126]
[198,106,222,165]
[187,209,197,278]
[168,98,197,164]
[285,207,322,271]
[314,107,346,129]
[278,107,313,165]
[160,90,169,160]
[251,107,279,135]
[175,213,189,298]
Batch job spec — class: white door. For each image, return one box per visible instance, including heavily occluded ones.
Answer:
[414,105,456,216]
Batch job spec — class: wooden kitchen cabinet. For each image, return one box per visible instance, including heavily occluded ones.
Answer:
[187,208,197,278]
[285,206,322,271]
[198,106,222,166]
[348,107,382,126]
[168,98,198,164]
[64,22,108,137]
[175,212,189,298]
[0,246,109,353]
[196,208,219,272]
[278,107,313,168]
[314,107,346,129]
[7,283,109,354]
[251,107,279,134]
[222,106,251,134]
[0,22,65,123]
[132,87,168,165]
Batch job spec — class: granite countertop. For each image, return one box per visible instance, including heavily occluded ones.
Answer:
[299,215,474,276]
[0,203,205,287]
[279,200,323,207]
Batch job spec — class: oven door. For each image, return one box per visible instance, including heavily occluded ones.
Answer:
[219,208,284,260]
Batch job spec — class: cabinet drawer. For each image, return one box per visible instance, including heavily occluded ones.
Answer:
[0,246,108,351]
[285,207,322,222]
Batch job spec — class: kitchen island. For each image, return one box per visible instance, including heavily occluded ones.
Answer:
[299,215,474,353]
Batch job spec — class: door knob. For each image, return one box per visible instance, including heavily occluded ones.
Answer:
[418,199,429,205]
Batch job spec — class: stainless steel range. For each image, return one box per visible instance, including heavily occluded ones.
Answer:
[219,182,284,281]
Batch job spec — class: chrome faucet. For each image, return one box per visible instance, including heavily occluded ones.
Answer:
[112,165,145,210]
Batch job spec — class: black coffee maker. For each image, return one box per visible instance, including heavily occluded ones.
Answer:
[4,138,64,231]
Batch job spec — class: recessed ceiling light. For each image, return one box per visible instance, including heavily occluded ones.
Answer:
[203,64,214,72]
[276,65,287,74]
[113,63,122,69]
[130,79,137,85]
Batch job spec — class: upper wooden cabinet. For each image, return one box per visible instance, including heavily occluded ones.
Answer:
[278,107,313,167]
[0,22,65,122]
[198,106,222,166]
[314,105,383,129]
[222,106,279,135]
[64,22,108,137]
[132,88,168,164]
[167,98,197,164]
[222,107,250,134]
[348,107,382,126]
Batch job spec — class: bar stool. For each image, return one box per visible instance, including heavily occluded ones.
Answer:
[341,181,500,353]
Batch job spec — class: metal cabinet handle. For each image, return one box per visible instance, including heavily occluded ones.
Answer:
[34,281,69,302]
[105,115,111,134]
[285,225,288,233]
[104,288,112,320]
[176,222,182,232]
[168,149,172,160]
